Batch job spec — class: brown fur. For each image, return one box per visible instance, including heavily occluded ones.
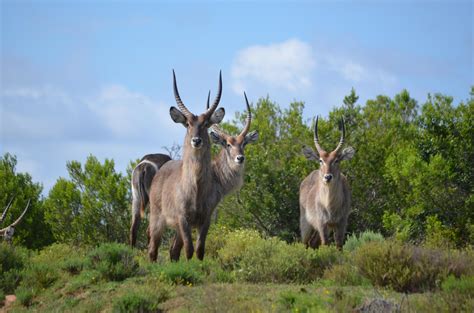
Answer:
[146,71,224,261]
[300,117,355,250]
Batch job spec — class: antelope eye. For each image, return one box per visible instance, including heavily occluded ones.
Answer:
[319,159,323,163]
[227,144,231,148]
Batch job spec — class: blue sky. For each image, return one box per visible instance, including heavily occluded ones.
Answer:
[1,0,472,193]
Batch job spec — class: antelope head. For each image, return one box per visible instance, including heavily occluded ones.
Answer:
[169,70,225,150]
[303,117,355,184]
[210,92,258,165]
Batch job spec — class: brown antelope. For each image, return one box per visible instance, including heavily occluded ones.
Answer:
[300,117,355,250]
[147,70,225,261]
[130,153,171,247]
[168,92,258,260]
[134,94,258,260]
[1,198,30,243]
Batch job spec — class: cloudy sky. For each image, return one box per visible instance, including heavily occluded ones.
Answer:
[1,0,472,194]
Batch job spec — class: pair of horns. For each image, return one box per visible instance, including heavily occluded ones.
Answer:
[0,198,30,234]
[314,116,345,153]
[173,70,222,119]
[210,92,252,139]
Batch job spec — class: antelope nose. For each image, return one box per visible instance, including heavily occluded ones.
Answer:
[236,155,245,163]
[191,137,202,147]
[324,174,333,182]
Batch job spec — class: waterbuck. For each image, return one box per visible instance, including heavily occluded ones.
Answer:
[130,153,171,247]
[300,117,355,249]
[168,92,259,260]
[1,197,30,243]
[147,70,225,261]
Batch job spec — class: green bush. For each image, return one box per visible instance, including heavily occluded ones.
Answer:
[323,263,369,286]
[16,286,35,307]
[442,275,474,296]
[112,284,170,313]
[61,256,86,275]
[21,262,60,290]
[87,243,139,282]
[343,231,385,252]
[155,260,204,285]
[440,275,474,312]
[204,224,233,258]
[354,241,474,292]
[216,229,341,283]
[0,243,30,293]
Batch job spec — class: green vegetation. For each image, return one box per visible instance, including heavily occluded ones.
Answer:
[1,231,473,312]
[1,88,473,311]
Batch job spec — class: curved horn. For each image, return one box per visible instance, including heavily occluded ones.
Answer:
[313,116,324,153]
[238,92,252,138]
[1,197,15,224]
[333,117,345,153]
[173,70,193,118]
[203,70,222,119]
[0,199,30,233]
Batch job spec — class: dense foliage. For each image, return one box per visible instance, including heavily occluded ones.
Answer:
[215,88,473,246]
[1,87,472,247]
[43,156,131,244]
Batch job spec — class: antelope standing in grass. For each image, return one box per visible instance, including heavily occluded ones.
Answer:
[1,197,30,243]
[300,117,355,250]
[168,92,258,260]
[130,153,171,247]
[147,70,225,261]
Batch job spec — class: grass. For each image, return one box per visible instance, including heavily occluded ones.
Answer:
[1,229,473,312]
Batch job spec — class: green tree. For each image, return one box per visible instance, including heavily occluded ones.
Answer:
[0,153,53,248]
[44,155,131,244]
[215,97,313,241]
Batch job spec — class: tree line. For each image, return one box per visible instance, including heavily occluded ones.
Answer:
[1,87,472,249]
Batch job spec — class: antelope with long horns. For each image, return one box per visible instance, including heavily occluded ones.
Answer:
[300,117,355,250]
[147,70,225,261]
[1,197,31,243]
[168,92,258,260]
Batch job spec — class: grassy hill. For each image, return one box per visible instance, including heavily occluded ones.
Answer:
[1,229,473,312]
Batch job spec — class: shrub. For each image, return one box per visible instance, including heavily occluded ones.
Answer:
[154,260,204,285]
[442,275,474,296]
[16,286,35,307]
[440,275,474,312]
[323,263,369,286]
[0,243,30,293]
[217,229,341,283]
[21,262,60,290]
[354,241,474,292]
[61,256,86,275]
[113,284,170,313]
[87,243,139,281]
[204,224,232,258]
[343,231,384,252]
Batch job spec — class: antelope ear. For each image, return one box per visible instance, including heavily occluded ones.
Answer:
[243,131,259,146]
[339,147,355,161]
[210,130,226,147]
[170,107,187,126]
[302,146,318,161]
[209,107,225,125]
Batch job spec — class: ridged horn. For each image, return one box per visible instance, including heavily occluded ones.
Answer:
[238,92,252,138]
[203,71,222,119]
[173,70,193,118]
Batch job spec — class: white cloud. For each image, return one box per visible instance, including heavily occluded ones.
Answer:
[231,39,316,93]
[324,54,397,88]
[88,84,173,138]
